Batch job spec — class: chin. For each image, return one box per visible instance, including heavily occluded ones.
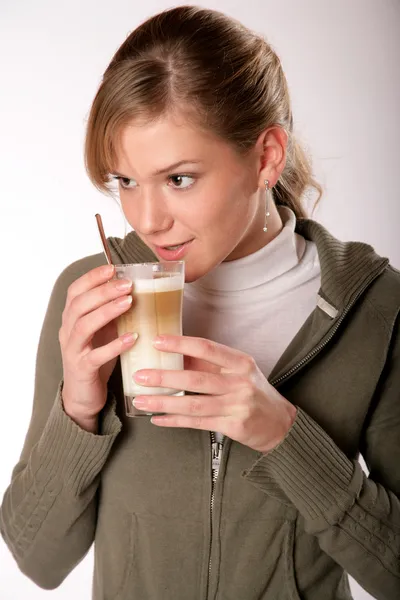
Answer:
[183,245,228,283]
[184,270,203,284]
[183,260,209,283]
[184,257,223,283]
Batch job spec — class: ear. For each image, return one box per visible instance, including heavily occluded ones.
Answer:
[256,126,288,188]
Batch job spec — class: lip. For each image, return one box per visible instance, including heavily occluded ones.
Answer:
[154,239,194,261]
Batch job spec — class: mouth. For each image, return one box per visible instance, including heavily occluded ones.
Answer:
[166,243,189,250]
[159,239,194,250]
[154,239,194,260]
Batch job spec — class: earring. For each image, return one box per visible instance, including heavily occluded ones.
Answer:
[263,179,271,232]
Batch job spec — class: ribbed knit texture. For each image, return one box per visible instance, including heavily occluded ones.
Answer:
[243,408,364,523]
[108,232,157,266]
[1,382,121,560]
[295,219,389,310]
[35,382,122,496]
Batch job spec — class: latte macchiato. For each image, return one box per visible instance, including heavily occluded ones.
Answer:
[115,262,185,417]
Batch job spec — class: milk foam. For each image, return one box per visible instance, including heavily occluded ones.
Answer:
[133,275,183,294]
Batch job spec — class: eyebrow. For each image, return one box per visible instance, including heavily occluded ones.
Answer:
[112,159,204,179]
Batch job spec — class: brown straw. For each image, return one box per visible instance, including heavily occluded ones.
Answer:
[95,213,113,265]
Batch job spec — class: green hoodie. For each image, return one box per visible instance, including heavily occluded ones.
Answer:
[1,216,400,600]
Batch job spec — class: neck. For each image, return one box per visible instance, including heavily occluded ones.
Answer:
[225,199,284,262]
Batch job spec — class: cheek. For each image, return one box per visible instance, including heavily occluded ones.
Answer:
[210,192,252,238]
[194,186,249,232]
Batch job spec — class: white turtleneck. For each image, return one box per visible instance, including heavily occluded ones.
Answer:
[183,206,322,441]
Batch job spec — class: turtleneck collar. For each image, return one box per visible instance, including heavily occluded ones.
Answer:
[107,204,389,313]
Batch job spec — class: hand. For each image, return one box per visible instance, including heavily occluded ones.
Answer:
[59,264,138,430]
[133,335,297,453]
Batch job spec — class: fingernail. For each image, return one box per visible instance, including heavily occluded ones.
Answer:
[116,279,133,291]
[116,295,132,306]
[121,332,138,344]
[152,336,165,347]
[103,264,115,277]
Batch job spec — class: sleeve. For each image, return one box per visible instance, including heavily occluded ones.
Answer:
[0,257,122,590]
[242,314,400,600]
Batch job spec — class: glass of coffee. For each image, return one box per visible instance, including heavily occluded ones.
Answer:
[114,261,185,417]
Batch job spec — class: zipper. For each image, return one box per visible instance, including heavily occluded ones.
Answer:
[207,431,224,598]
[270,267,387,388]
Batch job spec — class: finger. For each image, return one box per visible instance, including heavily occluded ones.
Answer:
[150,413,230,432]
[84,332,138,371]
[153,335,255,374]
[184,355,221,374]
[134,369,246,395]
[65,264,116,310]
[133,393,234,417]
[68,295,133,352]
[63,277,133,337]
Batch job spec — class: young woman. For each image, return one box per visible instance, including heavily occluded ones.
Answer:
[1,6,399,600]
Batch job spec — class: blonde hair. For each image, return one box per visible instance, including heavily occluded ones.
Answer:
[85,5,322,219]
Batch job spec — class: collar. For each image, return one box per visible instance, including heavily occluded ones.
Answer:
[108,208,389,313]
[295,216,389,312]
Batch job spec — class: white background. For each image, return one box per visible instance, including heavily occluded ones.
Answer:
[1,1,399,599]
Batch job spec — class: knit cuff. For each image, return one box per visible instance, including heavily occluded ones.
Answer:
[32,381,122,496]
[242,408,364,527]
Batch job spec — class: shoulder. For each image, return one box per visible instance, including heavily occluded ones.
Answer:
[56,251,106,288]
[364,263,400,332]
[48,251,106,311]
[298,216,400,325]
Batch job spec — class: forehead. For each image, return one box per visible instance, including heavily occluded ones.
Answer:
[113,113,239,175]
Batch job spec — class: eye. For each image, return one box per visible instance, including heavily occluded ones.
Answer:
[168,174,195,190]
[113,176,137,190]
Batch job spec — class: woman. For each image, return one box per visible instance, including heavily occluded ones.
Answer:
[1,5,399,600]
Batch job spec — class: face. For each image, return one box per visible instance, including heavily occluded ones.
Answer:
[112,113,268,282]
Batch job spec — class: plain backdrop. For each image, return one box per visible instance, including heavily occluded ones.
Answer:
[1,1,399,599]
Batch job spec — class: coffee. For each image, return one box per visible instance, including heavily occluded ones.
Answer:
[117,274,184,396]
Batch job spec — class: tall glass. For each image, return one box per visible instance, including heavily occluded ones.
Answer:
[115,261,184,417]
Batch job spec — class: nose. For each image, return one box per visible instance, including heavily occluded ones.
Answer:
[135,189,173,236]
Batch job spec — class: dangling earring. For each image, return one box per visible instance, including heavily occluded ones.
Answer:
[263,179,271,232]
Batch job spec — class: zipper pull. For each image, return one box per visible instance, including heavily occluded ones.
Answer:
[212,441,223,473]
